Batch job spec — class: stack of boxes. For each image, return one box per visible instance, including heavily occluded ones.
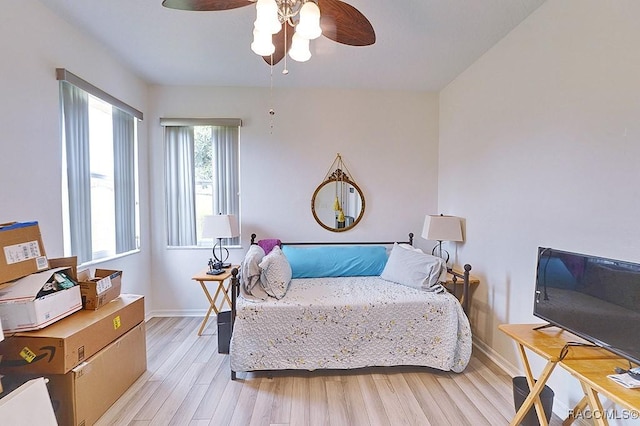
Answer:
[0,221,147,425]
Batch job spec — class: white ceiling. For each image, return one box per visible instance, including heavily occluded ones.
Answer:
[39,0,546,91]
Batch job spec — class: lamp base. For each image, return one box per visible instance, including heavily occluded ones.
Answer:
[431,241,450,264]
[207,258,226,275]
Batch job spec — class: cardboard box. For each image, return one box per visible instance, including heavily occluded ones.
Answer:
[0,221,49,284]
[0,265,82,333]
[0,294,144,375]
[77,268,122,310]
[0,377,58,425]
[48,256,78,280]
[45,322,147,426]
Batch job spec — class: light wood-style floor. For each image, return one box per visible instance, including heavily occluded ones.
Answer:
[96,316,564,426]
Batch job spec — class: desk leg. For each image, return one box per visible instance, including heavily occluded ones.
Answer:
[563,396,588,426]
[582,383,609,426]
[511,343,557,426]
[197,280,219,336]
[519,343,549,426]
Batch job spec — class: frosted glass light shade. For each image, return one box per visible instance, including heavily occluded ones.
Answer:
[251,27,275,56]
[289,32,311,62]
[255,0,281,34]
[296,1,322,40]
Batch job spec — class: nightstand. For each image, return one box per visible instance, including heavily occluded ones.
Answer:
[444,266,479,313]
[191,266,237,336]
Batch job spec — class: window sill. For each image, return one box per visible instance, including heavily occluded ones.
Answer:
[78,248,141,269]
[166,245,243,250]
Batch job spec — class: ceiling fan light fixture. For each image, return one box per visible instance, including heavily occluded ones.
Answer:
[289,32,311,62]
[162,0,376,68]
[251,27,276,56]
[296,1,322,40]
[255,0,281,34]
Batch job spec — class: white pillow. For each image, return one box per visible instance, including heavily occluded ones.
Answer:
[380,243,447,292]
[259,245,292,299]
[239,244,268,301]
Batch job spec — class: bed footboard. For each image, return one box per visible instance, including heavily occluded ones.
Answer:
[230,267,239,380]
[447,264,472,315]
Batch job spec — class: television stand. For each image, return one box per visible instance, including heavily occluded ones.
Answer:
[499,323,640,426]
[532,323,557,331]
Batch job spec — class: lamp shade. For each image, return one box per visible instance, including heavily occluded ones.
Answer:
[251,27,276,56]
[254,0,281,34]
[202,214,239,239]
[289,32,311,62]
[296,1,322,40]
[422,215,463,242]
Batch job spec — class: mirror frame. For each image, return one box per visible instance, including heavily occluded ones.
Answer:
[311,174,366,233]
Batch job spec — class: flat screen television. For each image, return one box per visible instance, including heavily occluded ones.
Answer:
[534,247,640,364]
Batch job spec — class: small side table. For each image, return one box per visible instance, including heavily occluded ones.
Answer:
[499,323,637,426]
[443,266,480,311]
[191,266,237,336]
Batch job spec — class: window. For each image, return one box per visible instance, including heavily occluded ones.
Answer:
[161,118,241,247]
[58,69,141,264]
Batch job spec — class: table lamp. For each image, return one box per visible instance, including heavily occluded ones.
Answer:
[202,214,239,275]
[422,214,463,264]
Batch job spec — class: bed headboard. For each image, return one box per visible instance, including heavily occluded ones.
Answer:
[250,232,414,247]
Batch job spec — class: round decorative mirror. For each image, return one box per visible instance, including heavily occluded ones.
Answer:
[311,155,365,232]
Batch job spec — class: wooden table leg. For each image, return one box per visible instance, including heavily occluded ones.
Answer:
[511,344,557,426]
[518,343,550,425]
[582,383,609,426]
[197,280,219,336]
[563,396,588,425]
[212,280,232,312]
[220,280,232,309]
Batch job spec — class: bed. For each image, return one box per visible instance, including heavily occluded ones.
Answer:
[228,233,472,380]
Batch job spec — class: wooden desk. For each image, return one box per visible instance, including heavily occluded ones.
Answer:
[499,323,640,426]
[191,266,237,336]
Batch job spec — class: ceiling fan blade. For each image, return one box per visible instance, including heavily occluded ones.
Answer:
[162,0,253,11]
[262,22,294,66]
[318,0,375,46]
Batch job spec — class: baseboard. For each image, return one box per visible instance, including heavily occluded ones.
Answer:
[145,309,210,320]
[472,336,520,377]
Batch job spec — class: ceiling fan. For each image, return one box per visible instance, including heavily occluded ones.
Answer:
[162,0,375,66]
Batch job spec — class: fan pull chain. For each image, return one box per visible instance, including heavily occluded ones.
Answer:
[269,54,275,134]
[282,23,289,75]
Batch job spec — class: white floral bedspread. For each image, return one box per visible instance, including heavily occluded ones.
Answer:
[230,276,472,373]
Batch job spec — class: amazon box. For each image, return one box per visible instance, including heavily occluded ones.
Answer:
[77,268,122,310]
[0,264,82,333]
[0,294,144,375]
[0,221,49,284]
[45,322,147,426]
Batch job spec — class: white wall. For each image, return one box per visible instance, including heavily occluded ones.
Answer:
[0,1,152,308]
[439,0,640,420]
[147,86,440,315]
